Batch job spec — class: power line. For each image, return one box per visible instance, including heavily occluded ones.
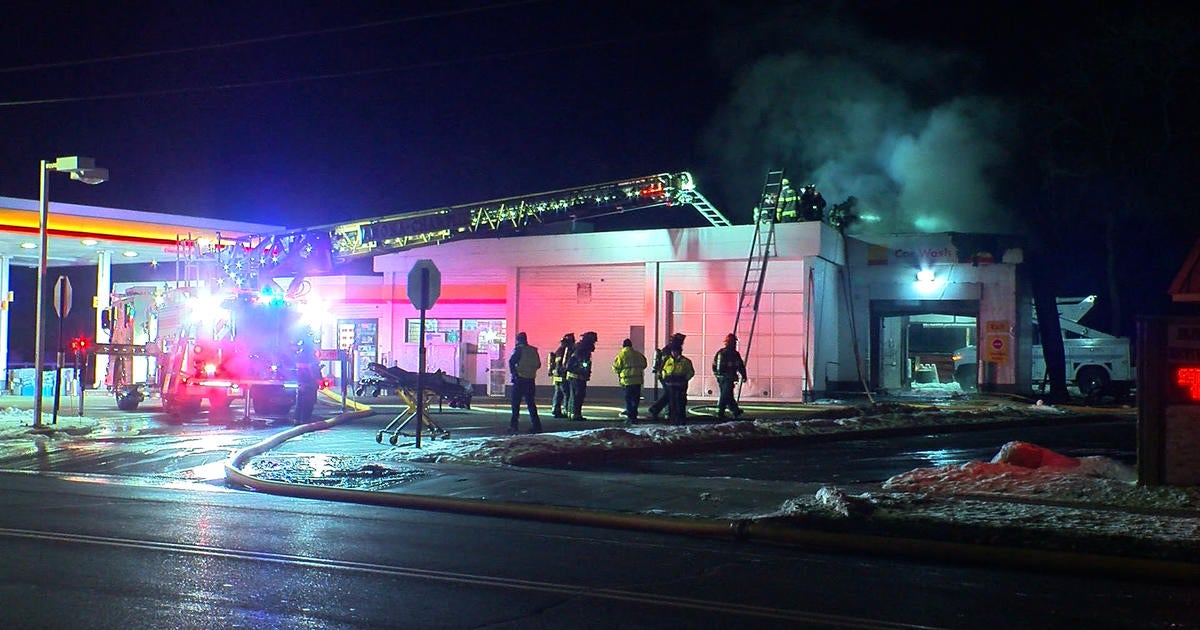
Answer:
[0,30,692,108]
[0,0,547,75]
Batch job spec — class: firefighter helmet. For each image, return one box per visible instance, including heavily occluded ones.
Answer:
[725,333,737,344]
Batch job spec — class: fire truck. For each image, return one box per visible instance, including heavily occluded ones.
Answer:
[101,277,321,420]
[99,172,731,419]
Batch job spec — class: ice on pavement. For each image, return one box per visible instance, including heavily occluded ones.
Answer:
[4,401,1199,557]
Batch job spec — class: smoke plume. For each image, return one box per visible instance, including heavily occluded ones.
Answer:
[702,13,1014,235]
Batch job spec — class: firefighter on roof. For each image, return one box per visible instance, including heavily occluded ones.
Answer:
[800,184,827,221]
[776,179,799,222]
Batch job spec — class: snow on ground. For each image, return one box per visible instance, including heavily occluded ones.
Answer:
[0,407,107,439]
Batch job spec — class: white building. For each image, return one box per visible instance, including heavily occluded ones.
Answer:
[2,194,1031,401]
[303,223,1028,401]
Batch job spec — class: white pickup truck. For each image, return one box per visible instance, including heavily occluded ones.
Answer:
[953,296,1133,398]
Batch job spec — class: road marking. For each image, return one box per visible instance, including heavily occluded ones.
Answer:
[0,526,933,628]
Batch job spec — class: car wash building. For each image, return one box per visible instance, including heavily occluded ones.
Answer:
[303,224,1031,401]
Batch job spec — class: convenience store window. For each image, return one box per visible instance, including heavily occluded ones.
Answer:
[405,318,506,345]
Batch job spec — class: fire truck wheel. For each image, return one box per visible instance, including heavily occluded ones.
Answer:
[163,396,202,421]
[208,394,233,410]
[249,385,294,417]
[251,397,293,417]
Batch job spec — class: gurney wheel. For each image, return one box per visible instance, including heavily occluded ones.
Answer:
[389,433,399,446]
[375,431,384,444]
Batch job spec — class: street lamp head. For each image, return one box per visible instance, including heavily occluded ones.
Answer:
[48,156,108,184]
[70,167,108,185]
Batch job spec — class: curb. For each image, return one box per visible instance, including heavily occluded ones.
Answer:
[224,405,1198,583]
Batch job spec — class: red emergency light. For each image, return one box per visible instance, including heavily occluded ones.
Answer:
[1176,366,1200,402]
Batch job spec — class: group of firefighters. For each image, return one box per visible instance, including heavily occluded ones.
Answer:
[506,330,748,435]
[769,179,827,223]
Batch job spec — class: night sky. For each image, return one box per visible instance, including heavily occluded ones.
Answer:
[1,1,1196,341]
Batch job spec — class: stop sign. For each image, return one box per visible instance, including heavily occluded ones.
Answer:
[407,259,441,310]
[53,275,73,318]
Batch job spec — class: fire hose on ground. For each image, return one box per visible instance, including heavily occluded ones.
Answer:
[223,400,1200,584]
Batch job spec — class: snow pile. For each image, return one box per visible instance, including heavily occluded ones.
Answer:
[378,403,1072,468]
[814,486,877,517]
[0,407,103,439]
[881,440,1143,500]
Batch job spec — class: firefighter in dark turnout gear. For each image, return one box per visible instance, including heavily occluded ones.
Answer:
[294,336,321,425]
[547,333,574,418]
[799,184,826,221]
[647,333,686,420]
[508,332,542,434]
[713,333,748,420]
[565,331,598,421]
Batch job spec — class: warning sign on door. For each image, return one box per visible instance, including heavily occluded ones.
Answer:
[985,334,1009,364]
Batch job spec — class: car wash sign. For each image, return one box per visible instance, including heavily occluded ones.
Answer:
[1139,316,1200,486]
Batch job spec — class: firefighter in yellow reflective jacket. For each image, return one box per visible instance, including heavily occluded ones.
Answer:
[547,333,574,418]
[658,344,695,425]
[776,178,799,222]
[612,338,648,424]
[508,332,542,434]
[647,333,686,420]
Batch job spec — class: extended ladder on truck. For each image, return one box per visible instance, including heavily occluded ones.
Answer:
[1037,295,1117,339]
[222,172,732,289]
[733,170,785,379]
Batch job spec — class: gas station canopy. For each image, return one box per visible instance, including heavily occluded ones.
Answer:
[0,196,282,268]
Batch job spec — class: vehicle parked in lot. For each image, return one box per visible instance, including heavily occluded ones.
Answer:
[953,296,1132,398]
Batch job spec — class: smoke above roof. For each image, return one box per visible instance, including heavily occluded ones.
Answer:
[702,15,1015,235]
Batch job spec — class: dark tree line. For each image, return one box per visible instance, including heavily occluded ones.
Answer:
[1018,5,1199,337]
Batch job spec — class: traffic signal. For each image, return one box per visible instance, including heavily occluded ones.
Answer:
[70,336,91,353]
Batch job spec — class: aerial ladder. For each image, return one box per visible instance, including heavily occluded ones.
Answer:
[220,172,731,290]
[1039,295,1118,339]
[733,170,785,375]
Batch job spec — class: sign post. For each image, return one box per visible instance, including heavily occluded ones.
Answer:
[407,260,441,447]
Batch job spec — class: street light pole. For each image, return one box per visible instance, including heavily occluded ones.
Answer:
[33,157,107,428]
